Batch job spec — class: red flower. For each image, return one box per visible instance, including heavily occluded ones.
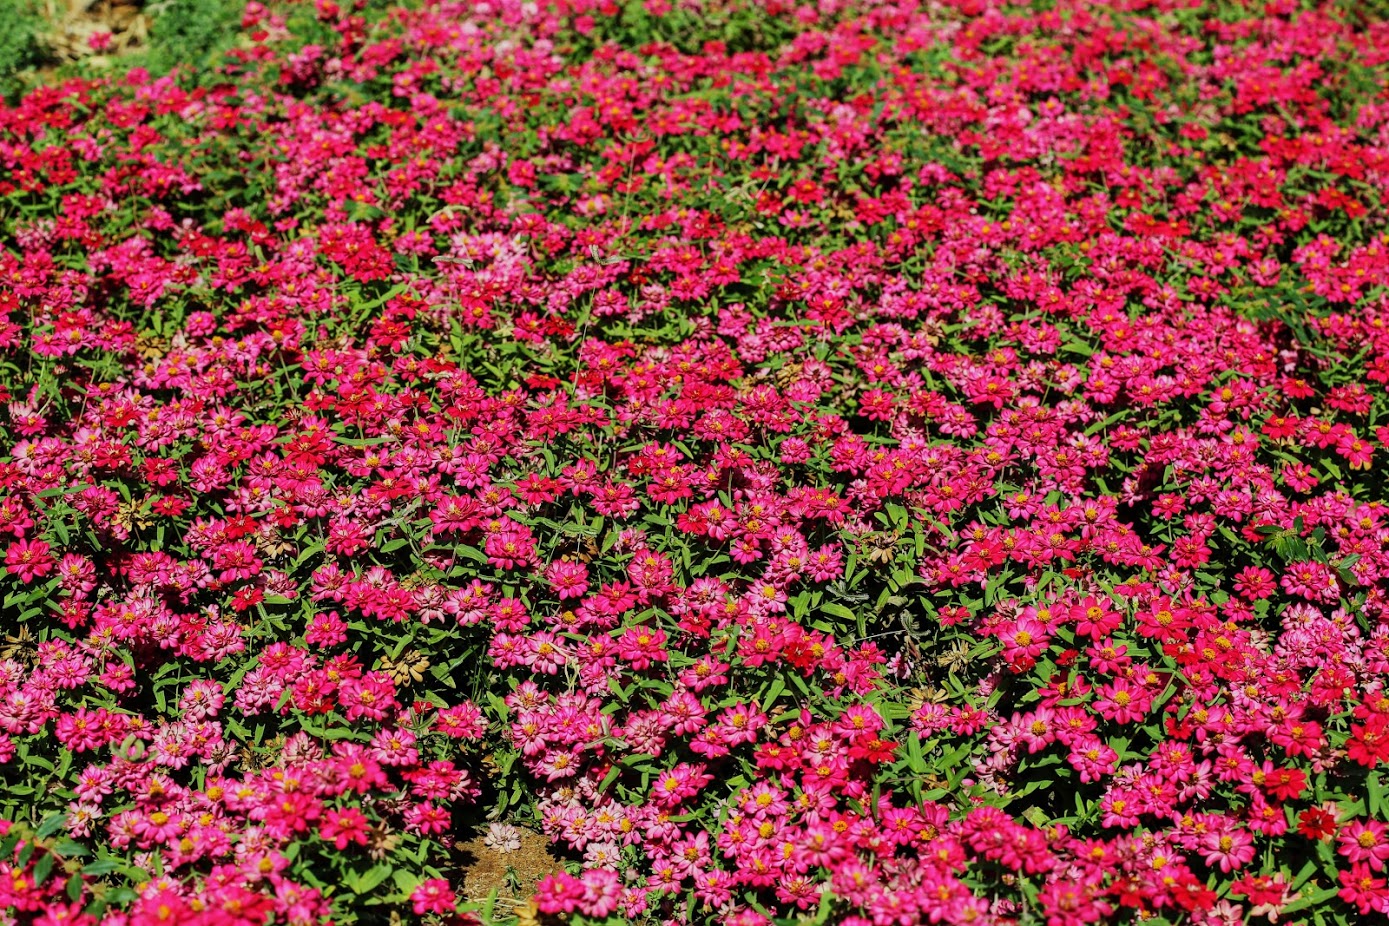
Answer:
[1298,805,1339,840]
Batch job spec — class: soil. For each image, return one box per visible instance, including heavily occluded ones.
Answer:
[34,0,150,66]
[455,828,564,905]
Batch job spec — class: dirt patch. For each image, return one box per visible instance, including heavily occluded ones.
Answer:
[456,828,564,905]
[36,0,150,65]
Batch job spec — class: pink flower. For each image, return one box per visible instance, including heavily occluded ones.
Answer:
[1071,595,1121,639]
[305,611,348,647]
[546,560,589,599]
[999,617,1049,667]
[1340,863,1389,915]
[535,872,585,915]
[319,808,370,850]
[410,878,456,915]
[1092,678,1150,724]
[1038,879,1112,926]
[1067,737,1118,784]
[1200,827,1255,872]
[5,538,53,583]
[337,672,398,722]
[1340,820,1389,871]
[616,626,668,670]
[484,527,538,569]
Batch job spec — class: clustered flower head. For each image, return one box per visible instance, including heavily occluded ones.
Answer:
[2,0,1389,923]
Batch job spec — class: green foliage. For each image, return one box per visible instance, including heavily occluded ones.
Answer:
[144,0,244,75]
[0,0,41,100]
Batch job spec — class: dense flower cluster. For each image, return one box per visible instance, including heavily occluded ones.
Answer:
[3,0,1389,923]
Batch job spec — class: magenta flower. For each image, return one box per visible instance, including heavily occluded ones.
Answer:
[409,878,455,915]
[4,538,53,583]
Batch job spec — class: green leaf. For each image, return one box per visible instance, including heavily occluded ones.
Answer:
[32,852,53,887]
[761,677,786,711]
[35,814,67,840]
[1289,859,1318,891]
[1279,886,1340,915]
[81,859,123,876]
[904,733,926,774]
[392,869,420,895]
[350,864,394,895]
[821,602,857,623]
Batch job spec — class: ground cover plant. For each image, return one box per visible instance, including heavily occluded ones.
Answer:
[3,0,1389,923]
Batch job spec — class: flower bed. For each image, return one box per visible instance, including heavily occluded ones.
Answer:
[2,0,1389,923]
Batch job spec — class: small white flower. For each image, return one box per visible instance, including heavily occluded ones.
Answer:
[484,822,522,854]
